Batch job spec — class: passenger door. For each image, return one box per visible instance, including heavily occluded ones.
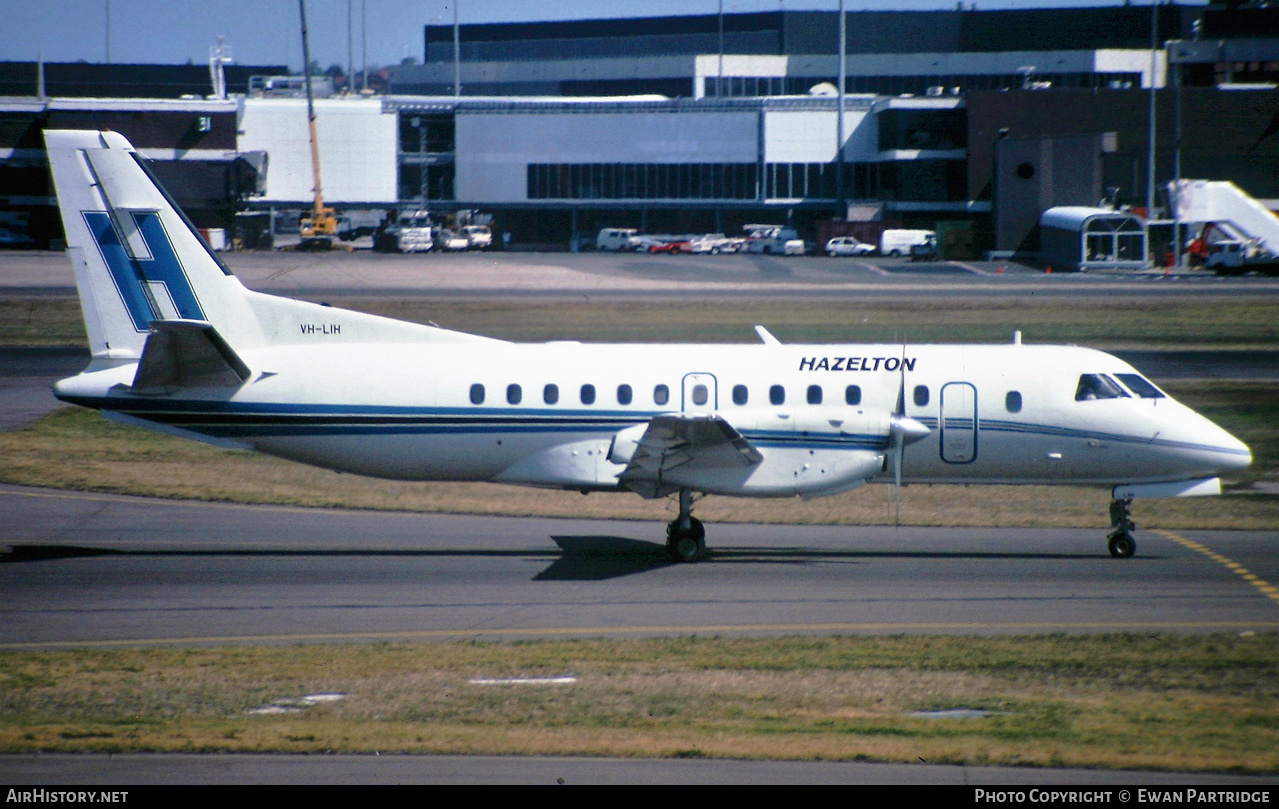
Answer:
[940,382,978,464]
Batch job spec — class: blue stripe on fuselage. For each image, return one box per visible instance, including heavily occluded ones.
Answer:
[57,396,1246,459]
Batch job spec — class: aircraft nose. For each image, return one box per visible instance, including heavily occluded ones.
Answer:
[1198,419,1252,473]
[1217,433,1253,472]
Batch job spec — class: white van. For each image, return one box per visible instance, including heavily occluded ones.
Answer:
[879,229,936,258]
[596,228,640,251]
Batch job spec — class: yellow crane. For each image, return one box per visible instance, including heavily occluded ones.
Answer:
[296,0,338,249]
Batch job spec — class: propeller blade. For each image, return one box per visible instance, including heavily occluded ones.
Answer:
[893,432,904,525]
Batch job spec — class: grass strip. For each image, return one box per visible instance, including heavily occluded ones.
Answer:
[2,634,1276,772]
[4,296,1279,348]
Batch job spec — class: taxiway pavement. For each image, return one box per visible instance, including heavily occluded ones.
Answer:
[3,485,1276,649]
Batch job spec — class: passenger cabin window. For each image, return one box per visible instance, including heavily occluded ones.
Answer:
[506,384,522,405]
[469,384,485,405]
[769,385,785,405]
[807,385,822,405]
[617,384,633,405]
[543,383,559,405]
[691,384,709,406]
[1075,374,1129,401]
[654,384,670,406]
[580,384,596,405]
[1005,391,1022,413]
[845,385,861,405]
[732,384,748,406]
[913,385,930,407]
[1115,373,1166,399]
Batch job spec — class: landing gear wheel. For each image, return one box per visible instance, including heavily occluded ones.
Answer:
[1108,532,1136,558]
[666,517,706,563]
[1107,496,1136,558]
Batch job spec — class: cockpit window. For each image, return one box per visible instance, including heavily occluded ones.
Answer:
[1075,374,1130,401]
[1115,373,1166,399]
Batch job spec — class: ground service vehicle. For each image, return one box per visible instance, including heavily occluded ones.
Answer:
[745,225,800,255]
[597,228,640,251]
[879,229,936,258]
[461,225,492,250]
[374,211,434,253]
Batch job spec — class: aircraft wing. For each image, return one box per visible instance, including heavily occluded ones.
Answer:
[617,413,763,498]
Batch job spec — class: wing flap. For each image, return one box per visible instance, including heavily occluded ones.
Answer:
[618,413,762,498]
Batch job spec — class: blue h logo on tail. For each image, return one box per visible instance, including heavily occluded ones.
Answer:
[83,210,205,330]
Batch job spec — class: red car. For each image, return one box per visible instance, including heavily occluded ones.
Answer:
[648,240,689,254]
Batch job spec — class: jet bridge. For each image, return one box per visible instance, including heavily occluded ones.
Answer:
[1039,207,1148,272]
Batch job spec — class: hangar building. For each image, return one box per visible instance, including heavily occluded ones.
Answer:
[3,3,1278,259]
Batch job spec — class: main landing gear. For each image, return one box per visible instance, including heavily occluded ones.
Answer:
[666,488,707,563]
[1107,496,1136,558]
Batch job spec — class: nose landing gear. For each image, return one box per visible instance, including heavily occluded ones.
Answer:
[666,489,707,562]
[1107,496,1136,558]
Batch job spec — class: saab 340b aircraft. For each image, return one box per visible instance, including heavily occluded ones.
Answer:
[44,130,1252,562]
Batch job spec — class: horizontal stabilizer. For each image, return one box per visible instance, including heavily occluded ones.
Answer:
[131,319,251,393]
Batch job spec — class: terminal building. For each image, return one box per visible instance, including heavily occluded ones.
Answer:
[2,2,1278,259]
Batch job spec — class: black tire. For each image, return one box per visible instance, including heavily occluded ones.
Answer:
[1108,532,1136,558]
[666,517,707,563]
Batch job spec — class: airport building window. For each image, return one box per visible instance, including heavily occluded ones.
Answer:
[763,162,838,200]
[732,384,748,406]
[807,384,823,405]
[526,161,900,202]
[617,384,633,405]
[528,162,758,201]
[399,113,455,153]
[877,108,966,152]
[544,383,560,405]
[1005,391,1022,413]
[507,384,522,405]
[913,385,930,407]
[654,384,670,406]
[398,161,455,202]
[839,71,1139,95]
[470,384,485,405]
[845,385,862,405]
[769,385,785,405]
[581,384,596,405]
[870,160,967,202]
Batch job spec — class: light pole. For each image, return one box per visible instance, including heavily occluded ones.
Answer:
[1146,1,1158,224]
[453,1,461,97]
[836,0,846,215]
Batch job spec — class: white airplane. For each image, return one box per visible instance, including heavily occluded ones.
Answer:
[44,129,1252,562]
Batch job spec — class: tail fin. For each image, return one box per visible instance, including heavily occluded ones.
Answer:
[46,128,501,371]
[44,129,260,361]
